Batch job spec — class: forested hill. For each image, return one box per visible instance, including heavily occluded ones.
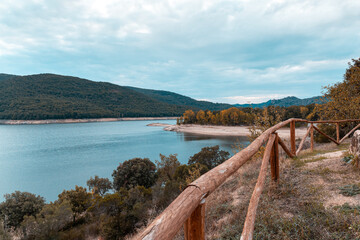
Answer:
[126,86,232,111]
[0,74,231,120]
[0,73,16,81]
[235,96,323,108]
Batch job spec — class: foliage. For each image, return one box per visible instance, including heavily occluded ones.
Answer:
[314,123,337,143]
[0,191,45,229]
[188,145,230,170]
[0,221,11,240]
[112,158,157,191]
[87,175,112,196]
[153,154,182,209]
[127,86,232,111]
[91,186,152,239]
[342,154,354,163]
[314,58,360,120]
[178,104,315,126]
[0,146,233,239]
[58,186,92,221]
[155,154,180,182]
[339,184,360,196]
[0,73,233,120]
[21,200,74,240]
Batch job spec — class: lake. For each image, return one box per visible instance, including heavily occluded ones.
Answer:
[0,120,249,202]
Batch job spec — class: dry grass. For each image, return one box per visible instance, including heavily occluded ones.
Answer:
[201,140,360,240]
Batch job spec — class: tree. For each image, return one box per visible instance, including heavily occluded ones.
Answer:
[153,154,181,208]
[182,110,196,124]
[155,154,180,182]
[188,145,230,170]
[112,158,157,191]
[21,200,73,240]
[87,176,112,196]
[58,186,91,222]
[196,110,206,125]
[0,191,45,228]
[311,58,360,139]
[91,186,152,239]
[315,58,360,120]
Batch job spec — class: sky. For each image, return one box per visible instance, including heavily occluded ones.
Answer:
[0,0,359,104]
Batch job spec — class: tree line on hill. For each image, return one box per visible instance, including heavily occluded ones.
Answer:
[177,104,318,126]
[0,146,229,240]
[0,74,233,120]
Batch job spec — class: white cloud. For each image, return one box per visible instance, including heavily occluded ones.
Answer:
[0,0,358,102]
[218,59,348,84]
[223,94,290,104]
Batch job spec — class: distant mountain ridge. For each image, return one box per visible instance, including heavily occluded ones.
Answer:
[0,73,231,120]
[125,86,232,111]
[0,73,323,120]
[235,96,323,108]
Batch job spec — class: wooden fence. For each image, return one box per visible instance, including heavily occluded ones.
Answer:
[136,118,360,240]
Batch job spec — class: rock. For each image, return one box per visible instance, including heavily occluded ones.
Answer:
[349,130,360,168]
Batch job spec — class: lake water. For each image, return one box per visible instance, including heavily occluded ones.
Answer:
[0,120,249,202]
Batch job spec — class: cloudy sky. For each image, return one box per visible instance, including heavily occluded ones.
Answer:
[1,0,359,104]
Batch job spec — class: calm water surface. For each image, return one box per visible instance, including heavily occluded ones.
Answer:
[0,120,249,202]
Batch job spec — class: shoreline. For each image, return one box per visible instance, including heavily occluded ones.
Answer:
[148,123,308,139]
[0,117,178,125]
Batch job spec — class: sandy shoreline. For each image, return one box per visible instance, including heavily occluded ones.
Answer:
[148,123,307,139]
[0,117,178,125]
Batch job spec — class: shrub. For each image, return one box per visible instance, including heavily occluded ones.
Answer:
[112,158,157,191]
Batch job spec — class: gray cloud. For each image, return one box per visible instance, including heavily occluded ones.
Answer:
[0,0,359,103]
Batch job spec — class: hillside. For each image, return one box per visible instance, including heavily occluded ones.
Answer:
[126,86,232,111]
[235,96,323,108]
[0,74,16,81]
[0,74,231,120]
[0,74,188,119]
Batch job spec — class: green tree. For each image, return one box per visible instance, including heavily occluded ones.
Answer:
[0,221,10,240]
[87,176,112,196]
[58,186,91,222]
[91,186,152,239]
[188,145,230,170]
[112,158,157,191]
[21,200,73,240]
[0,191,45,229]
[155,154,180,182]
[153,154,181,209]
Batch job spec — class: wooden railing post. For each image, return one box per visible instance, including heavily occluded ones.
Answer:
[184,201,205,240]
[336,123,340,142]
[310,124,314,152]
[290,120,296,155]
[270,133,279,181]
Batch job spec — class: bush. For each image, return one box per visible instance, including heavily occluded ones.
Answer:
[112,158,157,191]
[0,191,45,229]
[188,145,230,170]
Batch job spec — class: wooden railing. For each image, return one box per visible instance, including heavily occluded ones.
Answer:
[136,118,360,240]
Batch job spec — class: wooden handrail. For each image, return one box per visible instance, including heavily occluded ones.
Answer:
[339,123,360,143]
[296,126,312,156]
[241,134,276,239]
[136,118,360,240]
